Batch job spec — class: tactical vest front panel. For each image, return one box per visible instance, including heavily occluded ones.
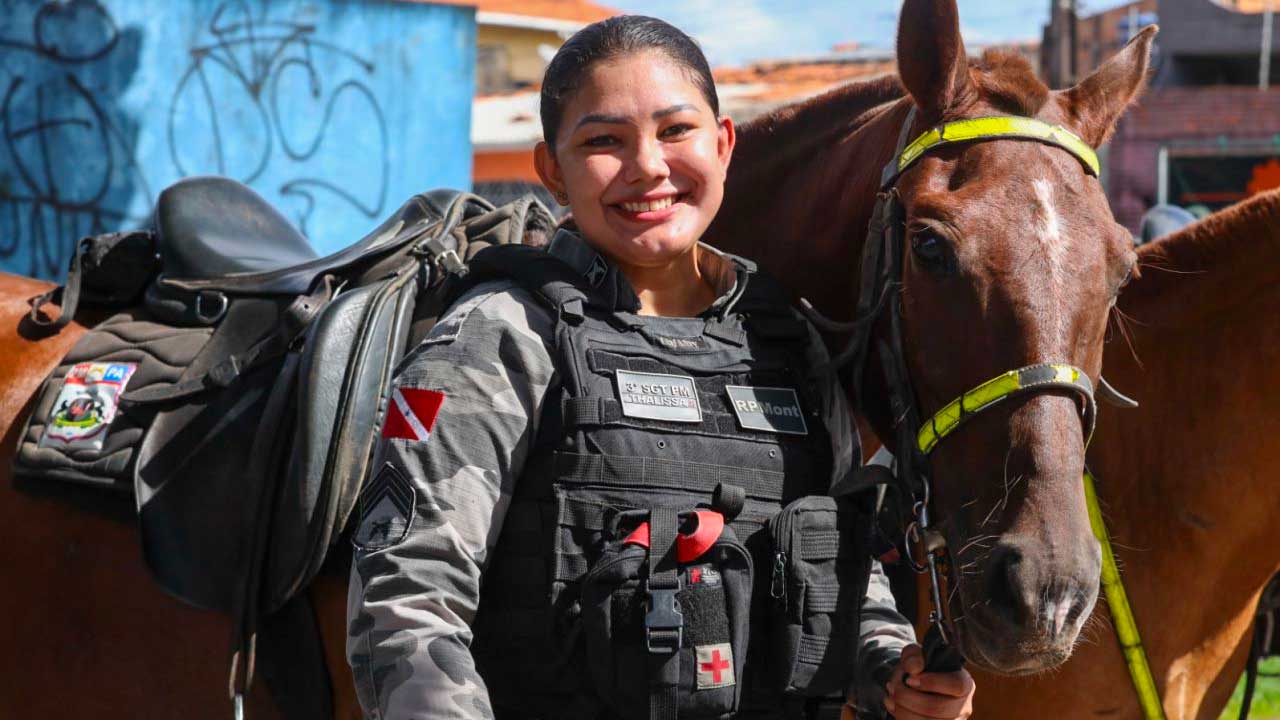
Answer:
[467,247,837,718]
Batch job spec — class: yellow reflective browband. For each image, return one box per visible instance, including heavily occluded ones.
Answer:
[895,116,1101,180]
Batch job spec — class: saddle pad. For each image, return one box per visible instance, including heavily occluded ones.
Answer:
[14,311,213,490]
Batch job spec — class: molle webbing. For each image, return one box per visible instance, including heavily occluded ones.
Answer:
[549,452,788,503]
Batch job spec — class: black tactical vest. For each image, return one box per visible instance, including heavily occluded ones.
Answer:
[464,239,838,719]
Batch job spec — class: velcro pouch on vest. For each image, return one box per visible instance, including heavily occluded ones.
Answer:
[767,494,872,698]
[582,508,752,719]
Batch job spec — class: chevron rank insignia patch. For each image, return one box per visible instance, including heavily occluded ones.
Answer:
[352,463,415,551]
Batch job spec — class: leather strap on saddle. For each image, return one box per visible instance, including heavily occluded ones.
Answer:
[121,277,337,405]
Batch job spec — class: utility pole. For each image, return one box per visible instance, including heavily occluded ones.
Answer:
[1056,0,1076,86]
[1263,0,1274,90]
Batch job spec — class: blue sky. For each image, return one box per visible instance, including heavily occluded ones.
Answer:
[605,0,1138,66]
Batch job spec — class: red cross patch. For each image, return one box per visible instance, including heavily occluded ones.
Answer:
[382,388,445,442]
[695,643,735,689]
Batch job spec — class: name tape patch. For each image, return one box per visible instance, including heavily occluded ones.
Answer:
[725,385,809,435]
[649,333,710,353]
[616,370,702,423]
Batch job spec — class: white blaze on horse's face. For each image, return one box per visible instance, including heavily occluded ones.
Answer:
[1032,178,1069,349]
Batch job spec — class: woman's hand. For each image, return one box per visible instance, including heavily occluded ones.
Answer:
[882,643,975,719]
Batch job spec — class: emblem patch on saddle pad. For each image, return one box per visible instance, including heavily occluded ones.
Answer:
[382,387,445,442]
[695,643,736,689]
[353,463,416,551]
[39,362,138,452]
[725,386,808,435]
[615,370,702,423]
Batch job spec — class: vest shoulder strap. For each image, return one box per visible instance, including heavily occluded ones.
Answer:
[460,244,591,322]
[729,264,811,342]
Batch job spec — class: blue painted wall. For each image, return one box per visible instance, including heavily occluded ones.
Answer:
[0,0,475,279]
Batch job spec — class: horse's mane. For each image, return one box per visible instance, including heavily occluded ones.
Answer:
[964,49,1051,118]
[729,74,905,182]
[1120,189,1280,326]
[728,49,1051,185]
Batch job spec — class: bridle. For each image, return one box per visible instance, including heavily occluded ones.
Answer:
[802,102,1161,713]
[814,105,1115,665]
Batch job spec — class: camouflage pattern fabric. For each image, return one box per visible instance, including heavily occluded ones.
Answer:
[346,235,914,719]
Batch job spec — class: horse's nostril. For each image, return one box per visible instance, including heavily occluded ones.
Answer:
[985,543,1029,624]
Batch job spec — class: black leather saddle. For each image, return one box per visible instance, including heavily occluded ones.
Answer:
[155,176,317,278]
[155,176,464,296]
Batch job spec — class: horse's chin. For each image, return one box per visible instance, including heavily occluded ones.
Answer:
[950,616,1077,677]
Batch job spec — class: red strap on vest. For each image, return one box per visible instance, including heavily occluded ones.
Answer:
[623,510,725,563]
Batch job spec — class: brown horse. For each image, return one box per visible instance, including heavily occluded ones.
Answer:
[711,0,1150,675]
[0,2,1247,717]
[0,274,359,717]
[967,189,1280,719]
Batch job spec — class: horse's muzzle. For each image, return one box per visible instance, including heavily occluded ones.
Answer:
[960,536,1102,674]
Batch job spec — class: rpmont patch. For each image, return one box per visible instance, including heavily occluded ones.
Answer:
[725,386,808,435]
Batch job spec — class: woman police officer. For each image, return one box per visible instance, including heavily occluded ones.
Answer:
[347,15,975,720]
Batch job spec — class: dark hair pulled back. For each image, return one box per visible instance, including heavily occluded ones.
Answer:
[540,15,719,148]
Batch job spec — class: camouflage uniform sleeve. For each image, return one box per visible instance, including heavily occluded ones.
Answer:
[346,281,558,720]
[852,559,916,717]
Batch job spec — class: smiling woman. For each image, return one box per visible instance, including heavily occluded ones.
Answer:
[346,14,974,720]
[533,18,733,317]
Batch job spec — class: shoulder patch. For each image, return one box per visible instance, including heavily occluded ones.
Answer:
[353,463,415,551]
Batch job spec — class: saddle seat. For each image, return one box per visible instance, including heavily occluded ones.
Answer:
[156,176,464,296]
[155,176,318,278]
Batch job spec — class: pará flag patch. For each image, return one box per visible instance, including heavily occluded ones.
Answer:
[352,463,415,551]
[383,387,445,441]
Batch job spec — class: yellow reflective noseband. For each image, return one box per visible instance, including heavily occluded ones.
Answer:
[916,365,1165,720]
[916,363,1096,455]
[894,116,1101,182]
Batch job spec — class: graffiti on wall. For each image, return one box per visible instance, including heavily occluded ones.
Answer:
[167,0,389,236]
[0,0,150,278]
[0,0,471,280]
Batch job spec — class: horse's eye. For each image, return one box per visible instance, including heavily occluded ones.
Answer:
[911,230,954,274]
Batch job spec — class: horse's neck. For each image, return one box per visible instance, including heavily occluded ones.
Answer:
[1120,191,1280,327]
[0,275,86,446]
[1087,193,1280,715]
[710,94,908,318]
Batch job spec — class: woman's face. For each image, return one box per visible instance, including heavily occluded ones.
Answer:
[535,51,735,269]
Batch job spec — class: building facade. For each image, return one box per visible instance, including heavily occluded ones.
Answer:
[470,0,619,186]
[1044,0,1280,231]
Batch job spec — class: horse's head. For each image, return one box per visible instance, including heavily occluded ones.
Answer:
[869,0,1154,674]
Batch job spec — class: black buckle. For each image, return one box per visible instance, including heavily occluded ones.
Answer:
[644,584,683,655]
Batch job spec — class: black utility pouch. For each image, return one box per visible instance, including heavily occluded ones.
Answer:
[767,494,870,697]
[582,507,753,720]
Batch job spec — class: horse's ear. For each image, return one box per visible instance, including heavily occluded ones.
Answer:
[896,0,973,118]
[1058,25,1158,147]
